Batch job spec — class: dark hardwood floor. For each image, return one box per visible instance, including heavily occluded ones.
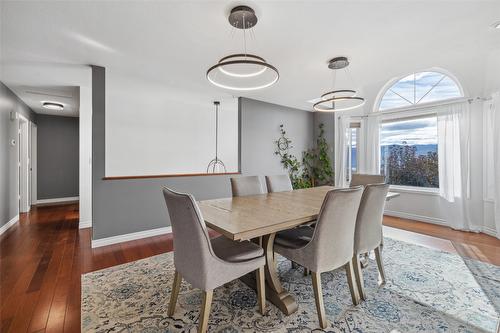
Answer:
[1,204,499,333]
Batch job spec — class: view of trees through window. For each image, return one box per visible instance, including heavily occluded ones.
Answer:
[380,116,439,188]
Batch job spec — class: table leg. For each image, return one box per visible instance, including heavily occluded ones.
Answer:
[262,233,298,315]
[240,232,298,315]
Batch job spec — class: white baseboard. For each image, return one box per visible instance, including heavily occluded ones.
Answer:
[482,226,499,238]
[0,215,19,236]
[92,226,172,248]
[36,196,79,205]
[79,220,92,229]
[384,210,448,226]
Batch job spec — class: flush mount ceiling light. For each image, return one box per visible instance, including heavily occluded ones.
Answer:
[206,6,279,91]
[313,57,365,112]
[42,101,64,111]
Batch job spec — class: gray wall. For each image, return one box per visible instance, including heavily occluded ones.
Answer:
[92,66,314,239]
[37,114,79,200]
[0,82,37,227]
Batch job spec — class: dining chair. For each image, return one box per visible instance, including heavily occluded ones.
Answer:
[265,174,293,192]
[162,187,266,333]
[273,187,364,329]
[350,173,385,187]
[351,183,390,301]
[230,176,266,197]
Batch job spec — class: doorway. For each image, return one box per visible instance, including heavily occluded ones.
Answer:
[18,114,35,213]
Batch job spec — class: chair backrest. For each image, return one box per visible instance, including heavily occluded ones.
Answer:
[162,187,215,284]
[265,174,293,193]
[354,183,390,254]
[230,176,266,197]
[307,187,364,272]
[350,173,385,187]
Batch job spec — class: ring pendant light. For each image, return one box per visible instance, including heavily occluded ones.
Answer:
[206,6,279,91]
[313,57,365,112]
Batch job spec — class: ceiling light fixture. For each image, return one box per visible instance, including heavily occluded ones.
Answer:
[206,101,226,173]
[206,6,279,91]
[42,101,64,111]
[313,57,365,112]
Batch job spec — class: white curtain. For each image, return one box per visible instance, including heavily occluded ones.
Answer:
[483,92,500,238]
[335,115,349,187]
[437,102,472,229]
[364,115,381,174]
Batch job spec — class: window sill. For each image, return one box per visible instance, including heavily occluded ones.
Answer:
[389,185,440,196]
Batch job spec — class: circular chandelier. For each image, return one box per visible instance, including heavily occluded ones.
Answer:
[206,6,279,91]
[313,57,365,112]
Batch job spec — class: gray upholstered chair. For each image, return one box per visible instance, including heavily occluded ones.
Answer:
[273,187,364,329]
[162,187,266,333]
[352,183,390,301]
[265,174,293,193]
[350,173,385,187]
[230,176,266,197]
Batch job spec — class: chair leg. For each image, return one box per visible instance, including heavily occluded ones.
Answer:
[256,266,266,315]
[374,246,386,285]
[168,270,182,316]
[311,272,328,329]
[198,290,213,333]
[352,255,366,301]
[303,267,310,276]
[345,260,360,305]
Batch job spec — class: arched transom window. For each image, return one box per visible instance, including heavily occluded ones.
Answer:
[378,71,462,111]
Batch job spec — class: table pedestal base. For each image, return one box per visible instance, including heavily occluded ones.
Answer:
[240,274,298,315]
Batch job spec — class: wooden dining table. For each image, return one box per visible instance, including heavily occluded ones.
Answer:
[198,185,400,315]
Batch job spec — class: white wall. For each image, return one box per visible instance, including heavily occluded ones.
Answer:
[105,70,239,177]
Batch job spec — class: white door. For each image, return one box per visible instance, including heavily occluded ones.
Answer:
[31,123,37,206]
[18,115,30,213]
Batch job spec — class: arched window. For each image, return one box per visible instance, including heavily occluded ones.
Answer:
[378,71,463,111]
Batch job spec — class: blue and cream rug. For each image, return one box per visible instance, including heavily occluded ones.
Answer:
[82,238,499,332]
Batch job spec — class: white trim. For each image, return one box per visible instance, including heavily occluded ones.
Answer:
[79,220,92,229]
[91,226,172,248]
[389,185,440,196]
[384,209,448,226]
[482,226,498,238]
[0,215,19,236]
[36,196,79,205]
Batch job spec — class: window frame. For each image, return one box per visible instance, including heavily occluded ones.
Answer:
[346,122,361,183]
[379,112,440,192]
[374,69,464,113]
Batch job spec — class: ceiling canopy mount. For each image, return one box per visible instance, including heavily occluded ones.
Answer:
[228,6,258,29]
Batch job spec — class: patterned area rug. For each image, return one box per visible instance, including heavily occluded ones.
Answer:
[82,238,499,332]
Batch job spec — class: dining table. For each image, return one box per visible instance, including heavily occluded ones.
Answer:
[198,185,400,315]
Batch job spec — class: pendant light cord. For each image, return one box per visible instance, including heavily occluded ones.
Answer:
[215,103,219,160]
[243,14,247,57]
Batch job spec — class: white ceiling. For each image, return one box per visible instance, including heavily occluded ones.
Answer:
[1,1,500,112]
[9,85,80,117]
